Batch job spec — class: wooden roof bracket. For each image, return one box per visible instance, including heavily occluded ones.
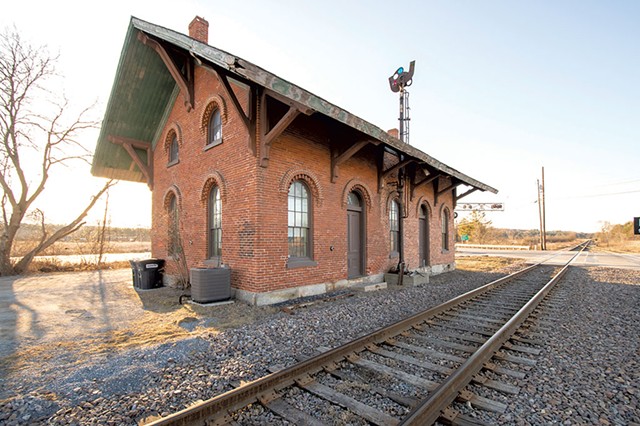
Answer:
[375,155,414,193]
[410,171,441,201]
[108,136,153,189]
[382,158,413,181]
[433,177,440,206]
[434,178,461,206]
[331,140,376,183]
[438,181,461,196]
[137,31,194,111]
[456,187,479,201]
[213,69,257,155]
[377,146,385,193]
[265,89,315,116]
[259,91,300,168]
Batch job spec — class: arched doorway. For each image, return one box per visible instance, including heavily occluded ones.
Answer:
[347,191,365,278]
[419,204,430,267]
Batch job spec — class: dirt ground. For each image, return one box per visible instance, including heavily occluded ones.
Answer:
[0,257,520,378]
[0,269,280,375]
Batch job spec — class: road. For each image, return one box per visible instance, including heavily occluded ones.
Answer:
[456,247,640,270]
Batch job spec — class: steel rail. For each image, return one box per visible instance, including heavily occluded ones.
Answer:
[399,242,588,425]
[147,265,539,426]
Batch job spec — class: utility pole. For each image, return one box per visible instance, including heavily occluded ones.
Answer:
[541,167,547,250]
[537,179,544,250]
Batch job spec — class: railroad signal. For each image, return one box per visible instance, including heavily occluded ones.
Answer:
[634,217,640,235]
[388,61,415,93]
[388,60,415,144]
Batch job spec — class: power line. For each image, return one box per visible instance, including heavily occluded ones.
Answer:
[591,178,640,188]
[558,188,640,200]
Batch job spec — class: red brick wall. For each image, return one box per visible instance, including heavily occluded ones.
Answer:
[151,64,455,294]
[151,66,258,288]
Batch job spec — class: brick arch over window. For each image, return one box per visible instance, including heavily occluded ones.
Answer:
[383,190,401,215]
[199,95,228,135]
[163,122,183,153]
[162,185,183,211]
[199,171,227,205]
[439,203,451,217]
[415,196,433,218]
[341,179,373,209]
[279,169,323,207]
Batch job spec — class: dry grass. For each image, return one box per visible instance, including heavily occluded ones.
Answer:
[590,240,640,254]
[456,256,523,272]
[12,241,150,257]
[26,259,132,274]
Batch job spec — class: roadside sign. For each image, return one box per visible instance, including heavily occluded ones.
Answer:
[456,203,504,212]
[635,217,640,235]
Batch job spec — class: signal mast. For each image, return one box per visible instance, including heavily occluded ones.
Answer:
[388,60,415,144]
[387,61,415,283]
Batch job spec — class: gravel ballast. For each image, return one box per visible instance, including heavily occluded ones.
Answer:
[1,264,638,425]
[500,266,640,425]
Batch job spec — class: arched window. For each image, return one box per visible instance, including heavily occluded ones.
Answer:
[347,192,361,207]
[442,208,450,251]
[208,186,222,258]
[168,193,179,256]
[389,199,400,254]
[288,180,311,259]
[207,108,222,146]
[168,133,179,164]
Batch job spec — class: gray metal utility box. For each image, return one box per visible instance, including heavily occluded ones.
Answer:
[190,267,231,303]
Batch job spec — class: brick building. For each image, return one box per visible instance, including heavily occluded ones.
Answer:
[92,17,497,305]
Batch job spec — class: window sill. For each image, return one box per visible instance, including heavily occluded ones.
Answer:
[287,258,318,269]
[204,138,223,152]
[167,159,180,168]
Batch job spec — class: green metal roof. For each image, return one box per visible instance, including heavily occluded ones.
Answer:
[91,21,177,182]
[92,17,497,194]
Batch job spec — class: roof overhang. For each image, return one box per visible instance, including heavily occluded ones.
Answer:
[92,17,497,195]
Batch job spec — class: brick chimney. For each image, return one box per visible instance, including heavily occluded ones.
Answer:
[189,16,209,44]
[387,128,399,139]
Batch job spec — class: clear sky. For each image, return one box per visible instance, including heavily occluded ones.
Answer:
[2,0,638,233]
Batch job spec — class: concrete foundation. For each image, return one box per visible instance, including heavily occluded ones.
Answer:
[234,273,385,306]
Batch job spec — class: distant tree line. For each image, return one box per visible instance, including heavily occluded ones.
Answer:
[3,223,150,242]
[596,221,638,247]
[456,211,592,246]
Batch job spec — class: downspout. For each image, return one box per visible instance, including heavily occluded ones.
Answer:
[397,159,406,286]
[384,145,408,282]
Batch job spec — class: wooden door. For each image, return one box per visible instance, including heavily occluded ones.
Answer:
[347,192,364,279]
[347,210,362,278]
[419,205,430,267]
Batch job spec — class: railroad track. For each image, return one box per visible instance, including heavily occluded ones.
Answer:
[148,242,590,426]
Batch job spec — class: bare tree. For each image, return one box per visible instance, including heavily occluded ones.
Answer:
[94,188,112,267]
[0,27,115,275]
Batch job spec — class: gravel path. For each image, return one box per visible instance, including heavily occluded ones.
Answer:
[1,264,638,425]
